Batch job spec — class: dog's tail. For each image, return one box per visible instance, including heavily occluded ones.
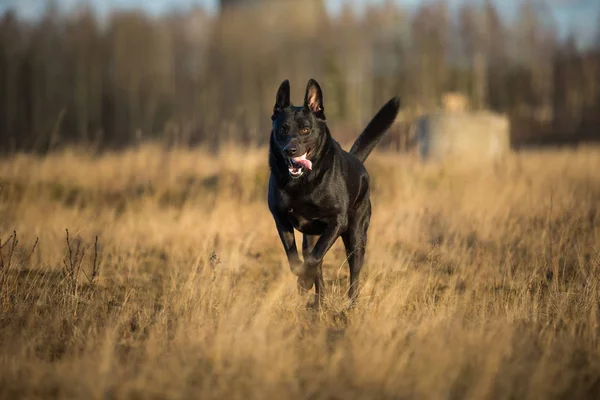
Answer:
[349,96,401,163]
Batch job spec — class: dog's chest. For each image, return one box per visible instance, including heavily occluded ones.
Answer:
[285,201,330,234]
[288,211,327,234]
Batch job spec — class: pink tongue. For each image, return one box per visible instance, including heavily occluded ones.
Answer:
[293,155,312,170]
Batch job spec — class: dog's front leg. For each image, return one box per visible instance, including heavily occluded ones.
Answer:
[303,217,347,274]
[274,219,302,275]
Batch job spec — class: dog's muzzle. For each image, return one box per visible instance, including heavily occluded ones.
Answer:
[285,153,312,179]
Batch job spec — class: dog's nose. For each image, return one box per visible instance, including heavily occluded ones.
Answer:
[284,146,299,157]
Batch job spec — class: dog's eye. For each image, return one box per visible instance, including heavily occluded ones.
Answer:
[299,128,310,135]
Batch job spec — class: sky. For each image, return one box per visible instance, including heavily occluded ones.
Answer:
[0,0,598,44]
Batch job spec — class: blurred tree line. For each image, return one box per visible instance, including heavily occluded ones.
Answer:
[0,0,599,153]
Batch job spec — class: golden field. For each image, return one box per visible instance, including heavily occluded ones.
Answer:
[0,143,599,399]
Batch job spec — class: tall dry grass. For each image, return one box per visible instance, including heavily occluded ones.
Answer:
[0,143,599,399]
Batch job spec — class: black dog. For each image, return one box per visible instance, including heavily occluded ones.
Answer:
[268,78,400,306]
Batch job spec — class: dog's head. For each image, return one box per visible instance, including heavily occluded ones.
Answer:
[270,79,327,179]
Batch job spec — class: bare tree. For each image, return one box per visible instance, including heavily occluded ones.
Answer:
[0,0,598,152]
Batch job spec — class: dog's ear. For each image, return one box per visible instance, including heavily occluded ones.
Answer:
[272,80,291,120]
[303,78,325,120]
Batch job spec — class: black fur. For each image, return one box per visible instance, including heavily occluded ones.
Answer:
[268,78,401,306]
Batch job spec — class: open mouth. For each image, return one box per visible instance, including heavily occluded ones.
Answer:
[285,152,312,179]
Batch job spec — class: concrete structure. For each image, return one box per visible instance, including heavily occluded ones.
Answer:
[414,111,511,163]
[442,92,469,113]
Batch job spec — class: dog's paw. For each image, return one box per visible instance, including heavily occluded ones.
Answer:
[306,299,320,311]
[289,260,305,276]
[303,255,321,271]
[297,275,314,291]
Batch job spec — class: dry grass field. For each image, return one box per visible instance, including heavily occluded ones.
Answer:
[0,143,599,399]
